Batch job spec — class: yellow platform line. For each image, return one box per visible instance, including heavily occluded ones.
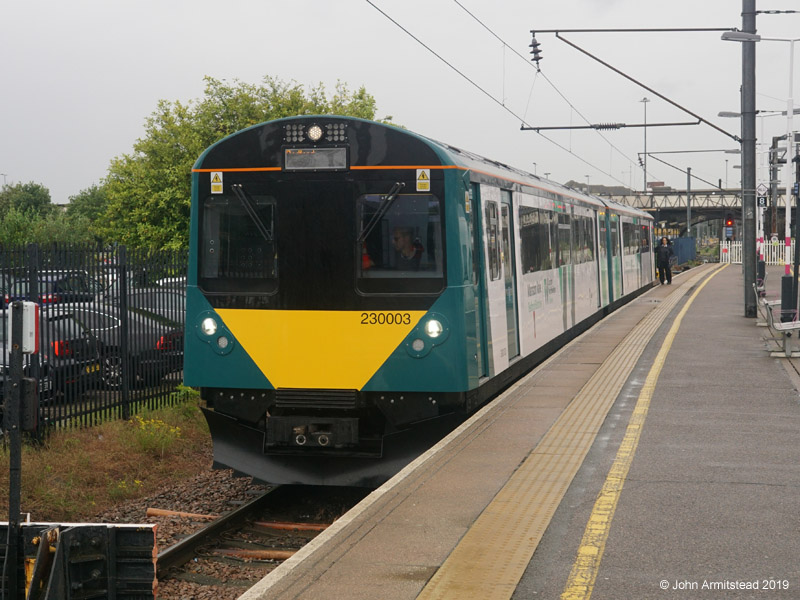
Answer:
[560,264,727,600]
[417,266,722,600]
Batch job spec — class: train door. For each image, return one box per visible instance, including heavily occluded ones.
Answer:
[640,223,653,283]
[609,214,622,300]
[556,208,574,330]
[501,191,519,360]
[598,211,610,305]
[470,183,489,379]
[480,184,509,375]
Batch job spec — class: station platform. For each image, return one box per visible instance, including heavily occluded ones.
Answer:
[240,262,800,600]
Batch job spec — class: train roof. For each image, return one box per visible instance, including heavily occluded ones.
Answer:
[195,115,651,221]
[418,130,650,220]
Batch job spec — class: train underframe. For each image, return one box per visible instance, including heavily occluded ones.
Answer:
[200,387,468,486]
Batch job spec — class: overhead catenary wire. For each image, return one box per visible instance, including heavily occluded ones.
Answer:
[646,153,723,190]
[365,0,633,188]
[452,0,643,182]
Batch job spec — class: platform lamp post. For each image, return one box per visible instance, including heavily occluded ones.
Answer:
[720,110,800,282]
[723,30,800,318]
[640,97,650,194]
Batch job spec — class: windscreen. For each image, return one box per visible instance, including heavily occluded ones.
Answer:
[199,195,277,294]
[357,193,444,294]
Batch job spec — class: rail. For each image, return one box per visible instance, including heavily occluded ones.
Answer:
[155,488,279,577]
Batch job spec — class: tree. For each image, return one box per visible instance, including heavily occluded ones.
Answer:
[66,184,108,223]
[98,76,390,250]
[0,207,93,247]
[0,182,53,218]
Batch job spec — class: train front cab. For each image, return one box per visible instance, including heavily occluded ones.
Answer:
[185,117,485,484]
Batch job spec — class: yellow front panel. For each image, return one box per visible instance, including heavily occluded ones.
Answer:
[217,310,426,390]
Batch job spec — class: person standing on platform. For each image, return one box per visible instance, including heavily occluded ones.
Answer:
[656,236,674,284]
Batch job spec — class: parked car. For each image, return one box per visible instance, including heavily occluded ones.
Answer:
[0,308,102,406]
[6,271,104,305]
[65,301,183,389]
[126,288,185,325]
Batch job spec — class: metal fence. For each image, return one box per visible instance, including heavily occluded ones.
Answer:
[0,243,187,437]
[720,240,796,265]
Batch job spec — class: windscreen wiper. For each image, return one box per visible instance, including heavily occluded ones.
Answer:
[358,182,405,243]
[231,184,273,242]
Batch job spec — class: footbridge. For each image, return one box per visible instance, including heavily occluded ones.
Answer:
[602,188,789,235]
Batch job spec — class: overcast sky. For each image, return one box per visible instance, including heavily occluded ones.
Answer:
[2,0,800,204]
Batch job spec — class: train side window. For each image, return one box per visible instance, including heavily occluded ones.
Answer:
[357,193,444,294]
[557,212,571,266]
[572,213,595,264]
[641,225,651,252]
[519,206,553,273]
[622,221,636,255]
[610,220,620,257]
[485,202,501,281]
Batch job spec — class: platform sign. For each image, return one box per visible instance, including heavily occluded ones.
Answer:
[757,196,767,207]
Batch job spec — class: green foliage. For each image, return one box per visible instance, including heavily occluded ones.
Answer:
[0,206,94,247]
[66,184,108,223]
[107,477,143,502]
[98,76,389,250]
[0,182,53,218]
[128,414,182,458]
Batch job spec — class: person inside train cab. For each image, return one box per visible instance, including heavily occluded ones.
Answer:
[656,236,674,285]
[392,226,423,270]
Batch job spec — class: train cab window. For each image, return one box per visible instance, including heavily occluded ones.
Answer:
[357,193,444,294]
[199,195,278,294]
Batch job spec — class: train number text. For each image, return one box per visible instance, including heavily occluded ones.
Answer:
[360,312,412,325]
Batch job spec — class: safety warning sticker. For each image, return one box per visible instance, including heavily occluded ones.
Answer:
[416,169,430,192]
[211,172,223,194]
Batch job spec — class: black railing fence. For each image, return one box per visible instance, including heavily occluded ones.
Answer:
[0,243,187,436]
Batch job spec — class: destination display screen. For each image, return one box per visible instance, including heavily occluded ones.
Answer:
[284,147,347,171]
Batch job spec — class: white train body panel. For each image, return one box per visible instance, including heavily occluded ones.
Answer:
[475,179,654,382]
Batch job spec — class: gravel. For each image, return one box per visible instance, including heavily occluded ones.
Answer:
[93,465,273,599]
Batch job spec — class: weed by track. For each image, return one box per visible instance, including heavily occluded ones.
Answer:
[0,390,213,522]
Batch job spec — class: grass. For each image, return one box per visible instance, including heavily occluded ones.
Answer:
[0,387,212,522]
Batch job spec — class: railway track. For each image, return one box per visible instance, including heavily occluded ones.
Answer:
[155,485,370,598]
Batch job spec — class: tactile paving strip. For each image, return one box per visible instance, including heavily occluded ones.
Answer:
[417,268,717,600]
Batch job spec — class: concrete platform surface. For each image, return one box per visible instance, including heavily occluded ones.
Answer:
[240,263,800,600]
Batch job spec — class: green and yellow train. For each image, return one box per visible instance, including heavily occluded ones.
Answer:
[185,116,654,486]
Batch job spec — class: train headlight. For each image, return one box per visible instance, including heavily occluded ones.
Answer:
[196,312,235,355]
[406,313,450,358]
[201,317,218,336]
[307,124,323,142]
[425,319,444,338]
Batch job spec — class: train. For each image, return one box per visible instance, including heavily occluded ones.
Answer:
[184,115,655,486]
